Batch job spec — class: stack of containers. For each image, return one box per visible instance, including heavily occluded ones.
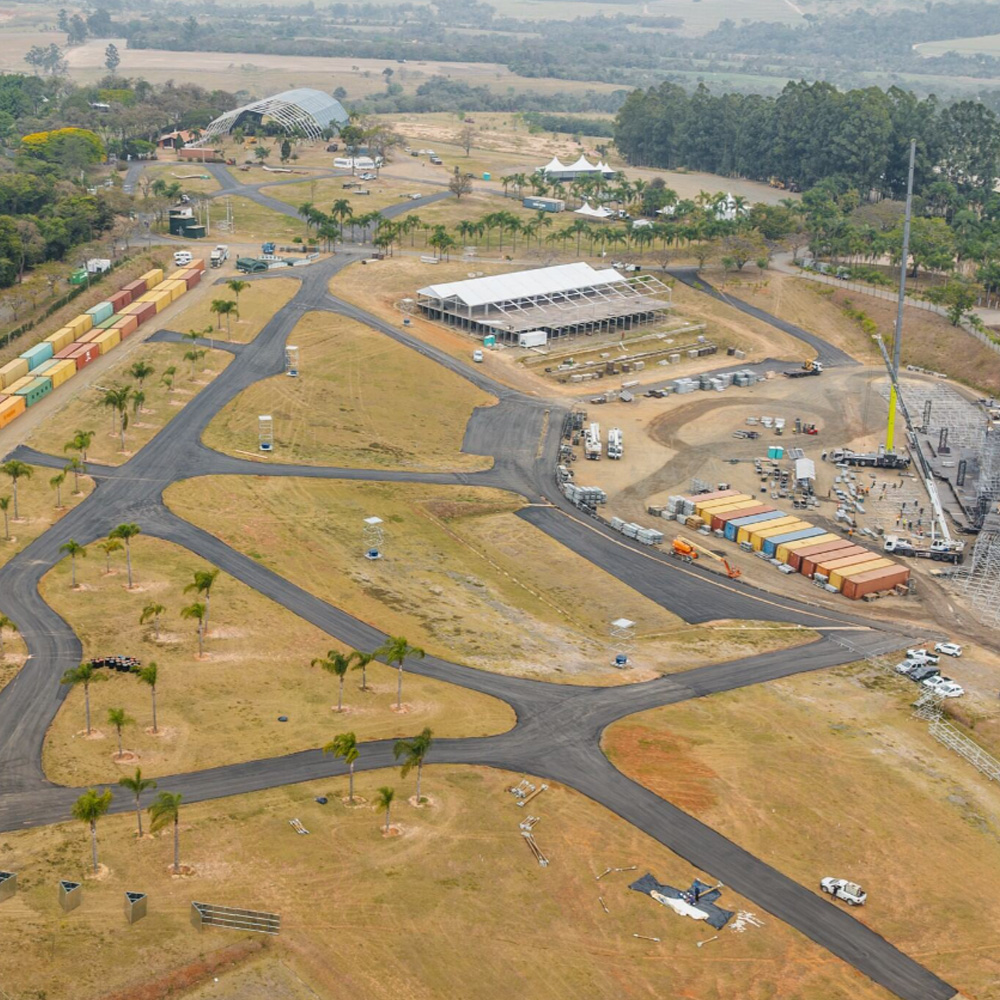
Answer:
[774,533,841,566]
[841,565,912,599]
[724,508,783,541]
[761,524,829,558]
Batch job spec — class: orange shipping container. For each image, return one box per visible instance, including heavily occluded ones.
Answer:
[798,541,861,576]
[814,550,880,578]
[109,313,139,338]
[842,565,911,600]
[830,558,894,590]
[91,329,121,354]
[189,258,206,271]
[0,394,25,428]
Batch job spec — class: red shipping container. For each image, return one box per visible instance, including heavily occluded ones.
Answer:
[709,504,776,532]
[125,300,157,325]
[54,345,80,360]
[178,269,201,289]
[789,538,855,573]
[122,279,147,297]
[109,289,132,311]
[800,544,868,578]
[842,565,910,600]
[110,313,139,338]
[67,342,100,369]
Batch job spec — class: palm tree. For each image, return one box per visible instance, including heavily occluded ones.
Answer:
[394,727,433,803]
[64,428,94,462]
[129,361,154,387]
[184,348,206,378]
[312,650,352,711]
[61,661,104,734]
[65,457,85,494]
[0,496,11,540]
[375,785,395,834]
[130,389,145,418]
[225,279,249,310]
[110,523,140,587]
[140,602,165,639]
[161,365,177,393]
[330,199,353,240]
[149,791,183,873]
[323,731,359,803]
[60,539,86,588]
[183,568,219,632]
[350,650,376,692]
[102,385,129,436]
[118,767,156,837]
[210,299,236,338]
[72,787,113,873]
[107,706,133,758]
[50,471,66,509]
[2,460,31,520]
[376,636,425,710]
[134,661,159,732]
[0,614,17,658]
[181,601,206,656]
[98,538,122,574]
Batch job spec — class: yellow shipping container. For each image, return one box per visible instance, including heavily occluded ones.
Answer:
[0,394,26,428]
[830,558,894,591]
[138,268,164,290]
[4,375,34,394]
[159,280,185,302]
[737,515,797,546]
[66,314,93,338]
[705,500,759,519]
[45,359,77,388]
[775,532,840,563]
[91,329,121,354]
[745,516,802,549]
[751,519,812,551]
[151,290,172,313]
[0,358,29,389]
[695,494,753,517]
[44,327,76,352]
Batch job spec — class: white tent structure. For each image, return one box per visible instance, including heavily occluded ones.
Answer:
[198,88,349,144]
[537,154,617,181]
[575,202,614,219]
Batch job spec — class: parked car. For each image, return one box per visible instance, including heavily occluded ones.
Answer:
[934,642,963,657]
[173,250,192,266]
[429,155,443,165]
[820,878,866,906]
[472,349,484,363]
[908,664,941,683]
[906,648,939,665]
[894,659,921,676]
[923,676,964,698]
[359,171,376,180]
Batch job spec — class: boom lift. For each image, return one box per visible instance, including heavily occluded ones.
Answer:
[671,536,742,579]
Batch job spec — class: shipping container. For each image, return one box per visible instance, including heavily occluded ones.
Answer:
[66,314,93,338]
[776,533,840,565]
[67,342,100,369]
[33,358,76,388]
[44,327,76,352]
[138,268,164,290]
[122,300,156,324]
[842,565,911,600]
[710,503,773,532]
[813,549,879,578]
[12,376,52,407]
[53,345,80,360]
[139,290,171,313]
[109,313,139,338]
[85,301,114,325]
[160,280,186,302]
[738,514,800,546]
[830,558,894,591]
[0,394,25,428]
[762,526,828,558]
[695,494,753,518]
[4,376,33,394]
[798,541,861,577]
[73,328,103,344]
[91,329,121,354]
[122,279,147,298]
[682,489,741,505]
[523,196,565,213]
[751,519,811,551]
[109,289,132,312]
[704,500,758,520]
[19,342,54,371]
[188,258,206,272]
[95,315,119,330]
[724,509,783,541]
[177,268,201,289]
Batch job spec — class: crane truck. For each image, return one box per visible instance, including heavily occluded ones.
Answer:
[671,536,741,579]
[584,422,602,460]
[784,360,824,378]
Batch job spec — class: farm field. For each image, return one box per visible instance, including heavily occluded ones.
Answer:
[0,766,894,1000]
[200,310,496,470]
[40,534,514,785]
[603,663,1000,998]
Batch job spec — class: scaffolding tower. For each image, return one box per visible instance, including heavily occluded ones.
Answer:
[258,415,273,452]
[363,516,384,560]
[609,617,636,668]
[285,345,300,377]
[961,511,1000,628]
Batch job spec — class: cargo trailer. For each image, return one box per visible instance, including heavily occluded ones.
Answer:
[66,342,100,369]
[0,394,25,427]
[724,509,783,541]
[798,541,862,577]
[776,533,840,565]
[91,329,121,354]
[85,301,114,325]
[138,268,164,290]
[738,515,800,546]
[12,376,52,407]
[830,558,894,591]
[44,327,76,352]
[751,519,811,551]
[32,358,76,389]
[842,565,911,600]
[66,314,93,338]
[19,342,54,371]
[762,526,827,558]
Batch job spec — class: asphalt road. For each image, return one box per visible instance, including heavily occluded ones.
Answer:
[0,252,955,1000]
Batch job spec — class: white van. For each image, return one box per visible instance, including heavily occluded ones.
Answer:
[173,250,193,267]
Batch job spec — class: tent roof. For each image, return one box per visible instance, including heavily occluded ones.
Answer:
[575,202,614,218]
[541,156,567,172]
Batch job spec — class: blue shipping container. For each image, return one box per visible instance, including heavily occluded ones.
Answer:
[762,526,827,558]
[85,301,114,325]
[724,510,785,541]
[523,196,565,213]
[19,342,54,371]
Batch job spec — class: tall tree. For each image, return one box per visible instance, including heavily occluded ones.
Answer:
[149,791,183,873]
[2,460,31,520]
[312,649,353,712]
[59,538,86,587]
[72,787,113,873]
[183,568,219,633]
[374,785,395,834]
[180,601,206,656]
[109,523,140,587]
[140,602,165,640]
[350,650,376,692]
[0,496,11,540]
[118,767,156,837]
[376,636,425,711]
[98,538,122,574]
[129,361,154,387]
[107,706,132,758]
[394,727,433,803]
[134,661,159,732]
[61,661,104,734]
[50,471,66,509]
[323,731,359,803]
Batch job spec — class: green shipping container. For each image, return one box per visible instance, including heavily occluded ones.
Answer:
[12,376,53,407]
[97,314,123,330]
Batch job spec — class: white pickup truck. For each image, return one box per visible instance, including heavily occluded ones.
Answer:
[210,244,230,268]
[821,877,867,906]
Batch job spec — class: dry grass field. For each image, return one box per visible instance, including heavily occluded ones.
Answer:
[140,163,223,196]
[27,343,231,467]
[201,310,495,470]
[164,475,812,680]
[40,534,514,785]
[259,175,439,215]
[217,195,307,243]
[603,663,1000,999]
[0,766,894,1000]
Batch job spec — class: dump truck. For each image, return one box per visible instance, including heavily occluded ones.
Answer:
[784,360,824,378]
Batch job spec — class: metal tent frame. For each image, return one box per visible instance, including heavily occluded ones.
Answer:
[197,89,349,144]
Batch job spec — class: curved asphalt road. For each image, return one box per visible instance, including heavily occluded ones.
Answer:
[0,252,954,1000]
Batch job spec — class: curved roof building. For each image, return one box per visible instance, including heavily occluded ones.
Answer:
[200,88,349,142]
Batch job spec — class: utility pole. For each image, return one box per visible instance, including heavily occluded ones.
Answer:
[887,138,916,452]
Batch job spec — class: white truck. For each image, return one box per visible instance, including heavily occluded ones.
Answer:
[584,422,602,461]
[210,244,230,268]
[820,878,866,906]
[607,427,623,460]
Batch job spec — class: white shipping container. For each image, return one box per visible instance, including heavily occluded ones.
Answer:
[518,330,548,348]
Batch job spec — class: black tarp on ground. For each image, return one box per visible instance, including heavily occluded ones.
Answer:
[629,873,734,930]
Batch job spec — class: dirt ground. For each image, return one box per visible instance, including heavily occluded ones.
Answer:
[0,767,894,1000]
[603,663,1000,999]
[40,535,514,785]
[201,310,496,471]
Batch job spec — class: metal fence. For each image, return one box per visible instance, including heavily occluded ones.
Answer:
[929,719,1000,783]
[190,901,281,934]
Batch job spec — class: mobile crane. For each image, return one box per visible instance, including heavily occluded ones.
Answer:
[671,536,742,579]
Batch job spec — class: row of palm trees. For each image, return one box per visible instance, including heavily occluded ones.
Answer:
[313,634,424,712]
[59,522,141,590]
[60,655,158,737]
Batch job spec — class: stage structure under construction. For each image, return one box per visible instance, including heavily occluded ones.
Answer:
[961,429,1000,627]
[416,263,671,343]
